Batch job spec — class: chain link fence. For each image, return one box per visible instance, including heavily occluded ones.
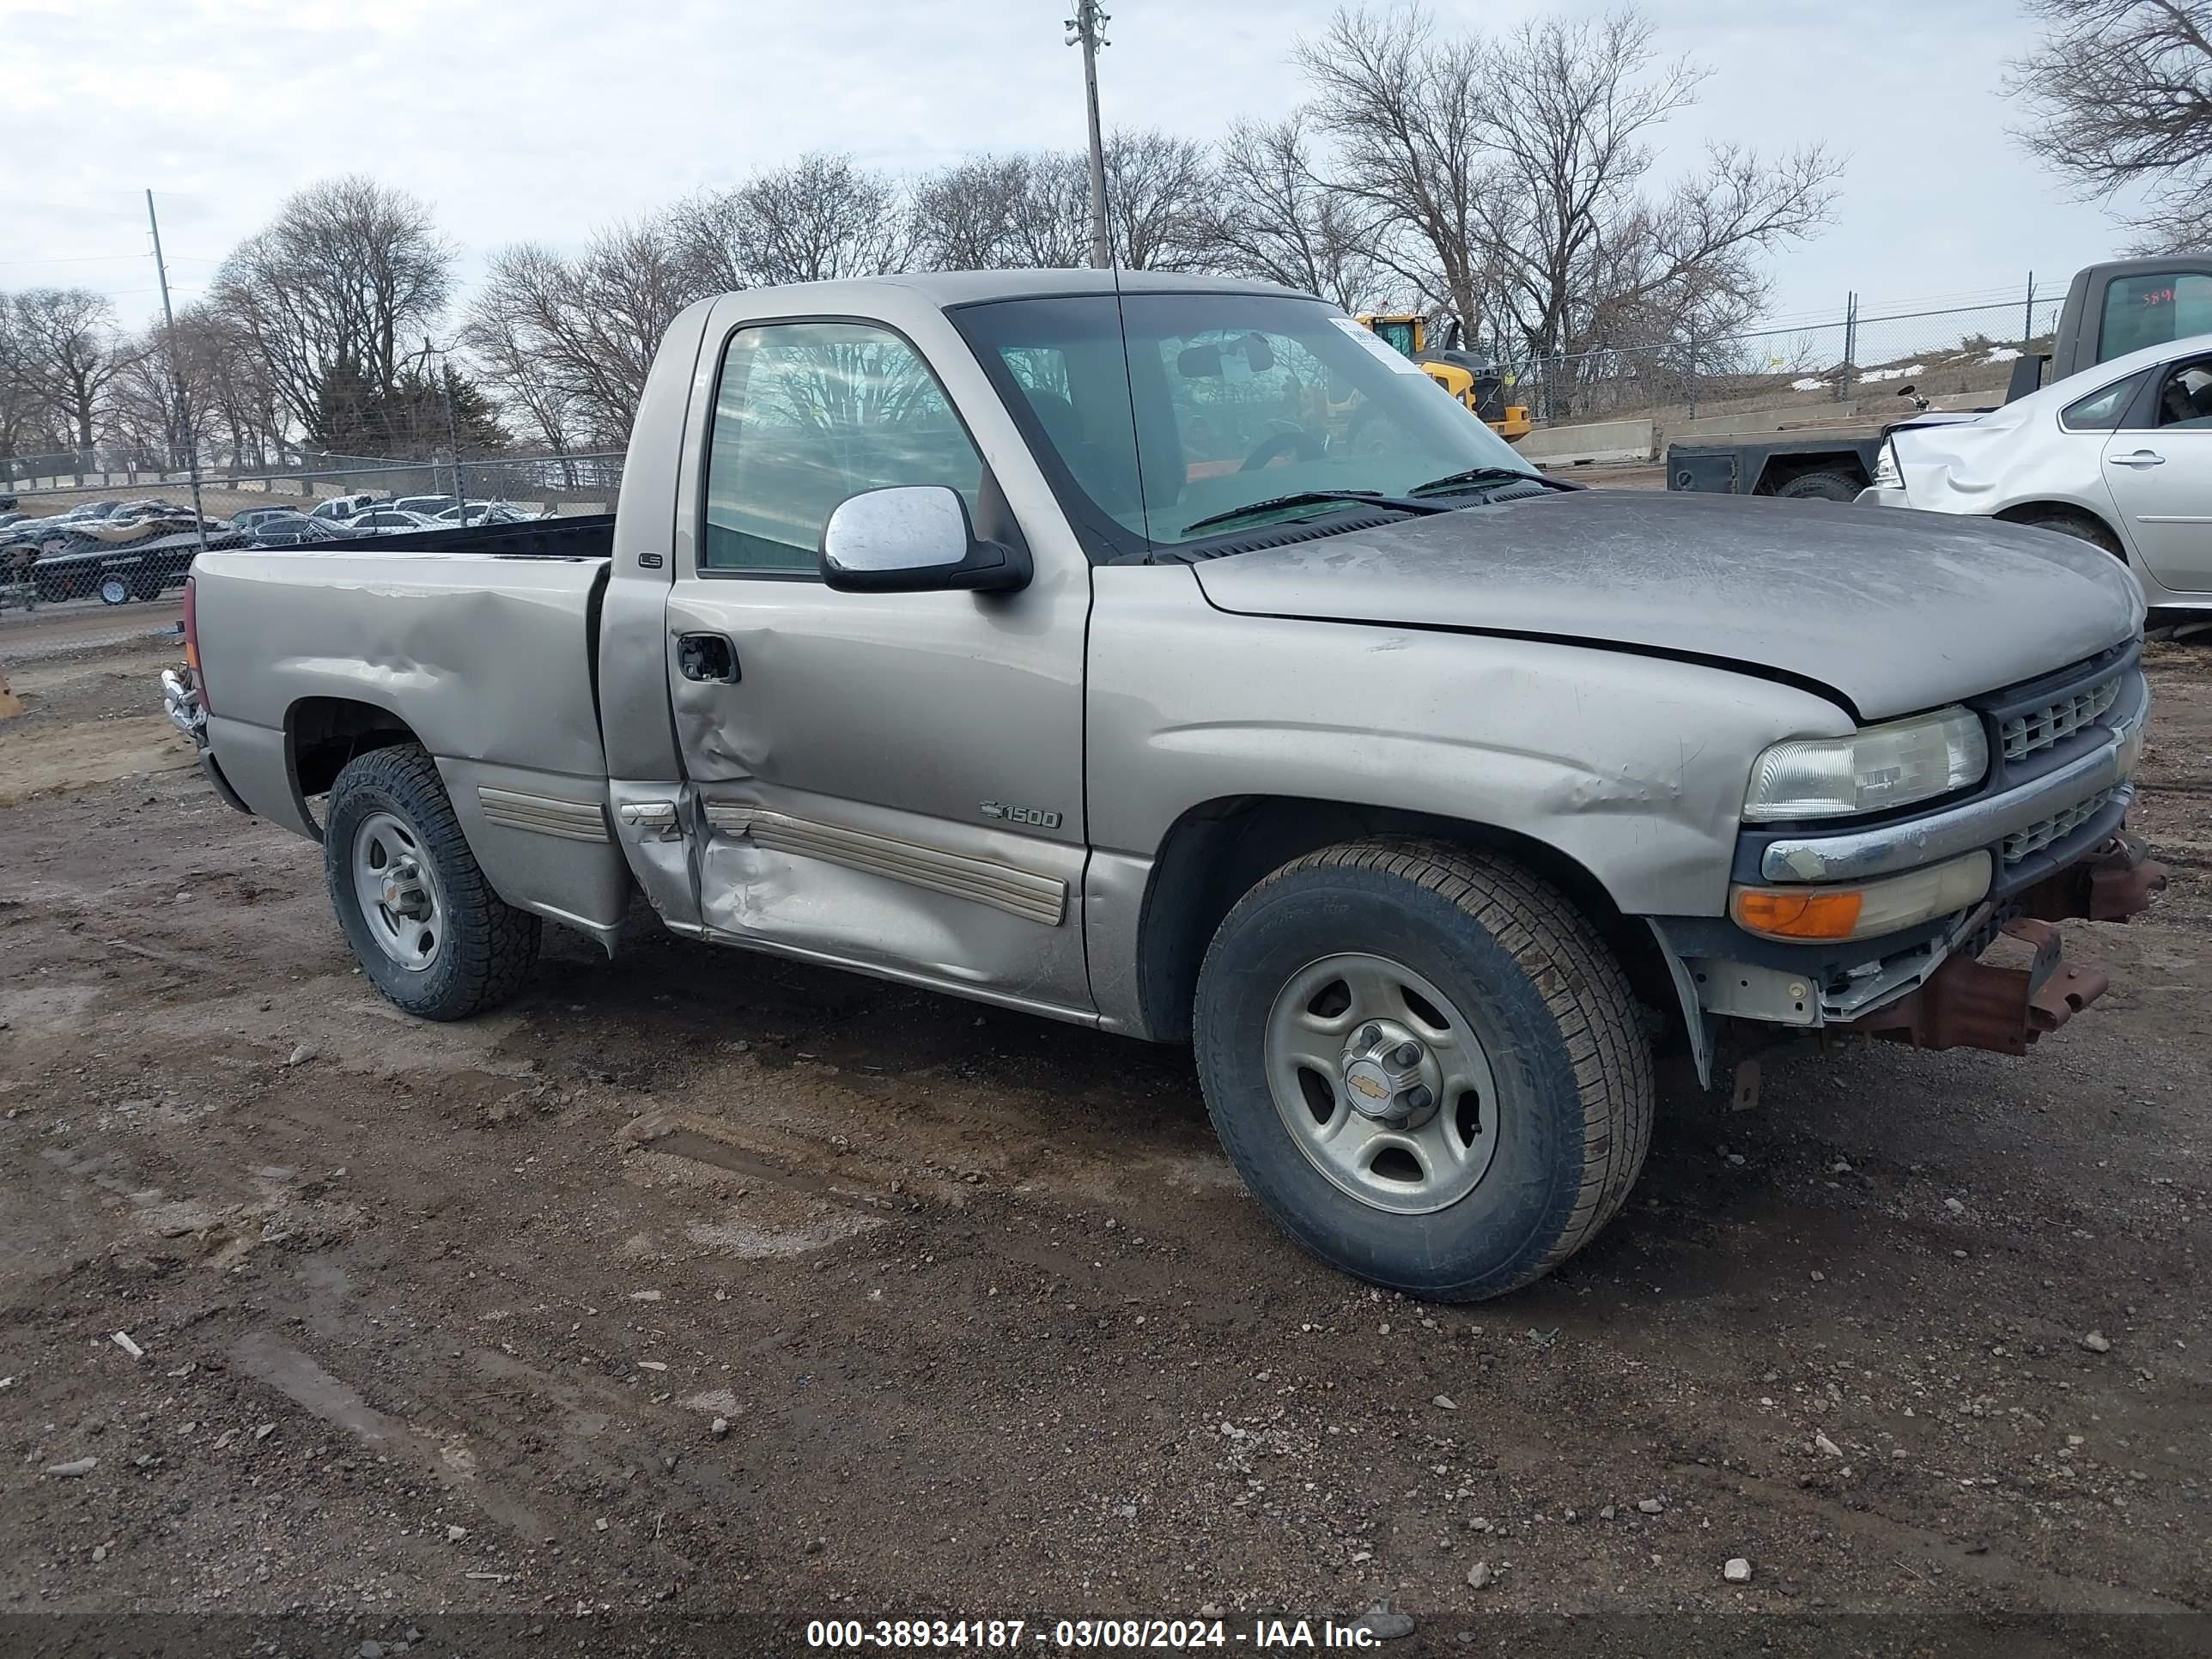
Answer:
[1500,290,2063,428]
[0,452,625,682]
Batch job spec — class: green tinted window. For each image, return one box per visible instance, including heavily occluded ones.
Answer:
[2099,273,2212,363]
[1370,319,1418,356]
[702,321,983,573]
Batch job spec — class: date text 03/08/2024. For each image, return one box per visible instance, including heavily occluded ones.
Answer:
[806,1616,1394,1650]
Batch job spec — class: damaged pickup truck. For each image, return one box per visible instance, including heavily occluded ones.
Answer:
[167,271,2164,1301]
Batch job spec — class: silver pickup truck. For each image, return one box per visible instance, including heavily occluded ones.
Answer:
[167,270,2165,1302]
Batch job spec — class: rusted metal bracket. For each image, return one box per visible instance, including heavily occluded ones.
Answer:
[1845,918,2109,1056]
[2015,833,2168,924]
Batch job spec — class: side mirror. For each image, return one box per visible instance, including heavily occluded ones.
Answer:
[818,485,1031,595]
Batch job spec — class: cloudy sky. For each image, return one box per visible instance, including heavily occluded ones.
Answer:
[3,0,2141,337]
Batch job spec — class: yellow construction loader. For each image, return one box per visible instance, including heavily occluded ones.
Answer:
[1356,313,1533,442]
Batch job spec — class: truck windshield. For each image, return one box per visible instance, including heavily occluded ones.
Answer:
[951,292,1535,557]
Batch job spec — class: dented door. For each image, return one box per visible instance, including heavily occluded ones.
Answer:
[664,303,1095,1017]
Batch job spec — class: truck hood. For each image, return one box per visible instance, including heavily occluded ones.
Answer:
[1189,489,2142,720]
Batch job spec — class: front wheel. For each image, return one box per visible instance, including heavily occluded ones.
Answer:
[324,744,540,1019]
[1194,839,1653,1301]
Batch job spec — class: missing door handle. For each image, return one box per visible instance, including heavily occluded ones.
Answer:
[677,633,740,683]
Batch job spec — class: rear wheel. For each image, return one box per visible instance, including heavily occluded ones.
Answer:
[324,743,539,1019]
[2012,507,2123,557]
[1193,838,1653,1302]
[1772,469,1862,502]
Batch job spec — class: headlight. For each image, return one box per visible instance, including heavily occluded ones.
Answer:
[1743,707,1987,821]
[1870,440,1904,491]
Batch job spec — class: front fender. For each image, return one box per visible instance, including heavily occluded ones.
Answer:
[1085,565,1852,921]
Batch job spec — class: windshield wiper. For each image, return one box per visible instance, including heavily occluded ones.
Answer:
[1179,489,1448,536]
[1407,465,1577,498]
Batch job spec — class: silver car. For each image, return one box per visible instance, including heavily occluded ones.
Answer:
[337,508,441,538]
[1858,331,2212,610]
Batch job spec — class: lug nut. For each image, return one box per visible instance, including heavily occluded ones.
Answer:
[1392,1041,1422,1068]
[1356,1023,1382,1048]
[1401,1084,1434,1113]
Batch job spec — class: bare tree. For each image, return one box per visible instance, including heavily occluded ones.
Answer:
[104,316,216,470]
[910,155,1040,269]
[1296,8,1495,331]
[1103,129,1216,270]
[209,175,454,447]
[0,294,42,464]
[908,134,1212,272]
[464,218,708,450]
[672,155,910,291]
[10,288,133,453]
[1002,153,1095,266]
[2008,0,2212,251]
[1298,4,1838,383]
[1206,114,1394,309]
[191,307,286,470]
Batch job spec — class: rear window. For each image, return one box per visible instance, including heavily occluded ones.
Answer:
[2061,371,2147,431]
[2099,272,2212,362]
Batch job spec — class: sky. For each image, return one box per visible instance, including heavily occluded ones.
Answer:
[0,0,2147,340]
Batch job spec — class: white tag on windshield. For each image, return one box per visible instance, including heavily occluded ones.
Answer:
[1328,314,1426,373]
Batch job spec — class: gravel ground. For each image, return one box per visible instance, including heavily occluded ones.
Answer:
[0,621,2206,1657]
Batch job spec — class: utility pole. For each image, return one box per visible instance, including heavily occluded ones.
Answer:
[1066,1,1112,269]
[146,189,210,557]
[425,337,466,518]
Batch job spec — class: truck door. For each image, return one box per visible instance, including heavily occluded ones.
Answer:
[2102,348,2212,594]
[661,301,1096,1018]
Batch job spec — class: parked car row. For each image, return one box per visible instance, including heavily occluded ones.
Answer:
[1,492,547,606]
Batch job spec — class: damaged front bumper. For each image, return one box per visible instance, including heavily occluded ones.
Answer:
[1839,833,2166,1055]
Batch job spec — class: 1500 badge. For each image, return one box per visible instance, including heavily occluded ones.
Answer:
[980,801,1062,829]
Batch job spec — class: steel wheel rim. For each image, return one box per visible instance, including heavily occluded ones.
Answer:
[350,811,443,971]
[1263,951,1501,1216]
[100,576,128,605]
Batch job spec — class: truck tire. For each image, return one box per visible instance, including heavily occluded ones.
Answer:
[1193,838,1653,1301]
[1772,470,1862,502]
[323,743,540,1019]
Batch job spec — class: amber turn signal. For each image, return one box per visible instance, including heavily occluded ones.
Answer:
[1731,886,1865,940]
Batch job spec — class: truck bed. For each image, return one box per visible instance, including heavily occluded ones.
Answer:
[311,513,616,559]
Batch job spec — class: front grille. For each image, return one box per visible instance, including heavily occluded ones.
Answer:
[2001,672,2122,762]
[2002,786,2116,864]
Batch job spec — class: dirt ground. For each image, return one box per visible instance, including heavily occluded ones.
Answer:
[1,614,2207,1657]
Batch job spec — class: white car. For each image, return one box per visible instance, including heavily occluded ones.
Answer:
[1858,330,2212,611]
[336,508,441,537]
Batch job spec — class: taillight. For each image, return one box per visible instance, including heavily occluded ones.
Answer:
[181,574,209,714]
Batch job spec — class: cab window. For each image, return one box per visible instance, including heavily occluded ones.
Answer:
[2098,272,2212,362]
[702,321,984,574]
